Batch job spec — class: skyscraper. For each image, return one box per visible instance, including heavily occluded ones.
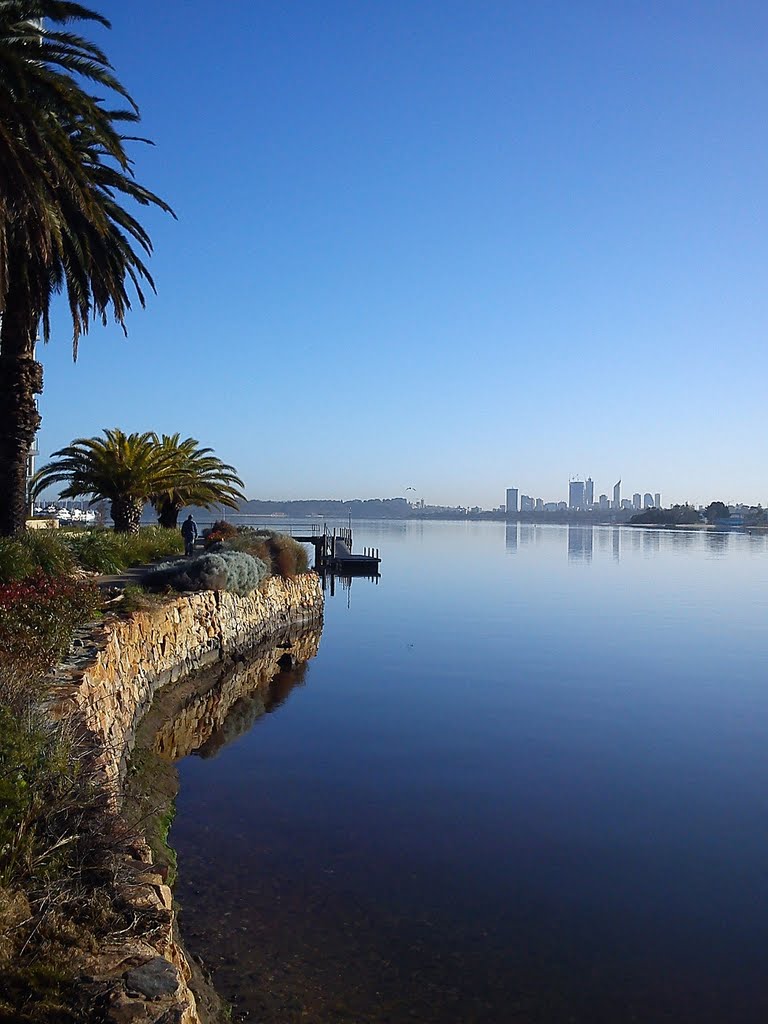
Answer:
[505,488,518,514]
[644,492,653,508]
[569,480,585,509]
[633,492,642,510]
[613,479,621,509]
[585,477,594,506]
[654,492,661,508]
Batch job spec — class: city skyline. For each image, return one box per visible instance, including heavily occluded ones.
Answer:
[507,478,664,514]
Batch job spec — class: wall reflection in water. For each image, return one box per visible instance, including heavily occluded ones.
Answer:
[151,627,322,763]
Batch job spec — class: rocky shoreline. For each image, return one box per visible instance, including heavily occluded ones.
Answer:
[45,575,324,1024]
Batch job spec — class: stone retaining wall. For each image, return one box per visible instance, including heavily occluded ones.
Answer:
[46,574,324,1024]
[52,573,323,801]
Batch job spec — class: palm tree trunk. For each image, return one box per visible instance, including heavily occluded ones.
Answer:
[158,497,182,529]
[0,295,43,536]
[111,496,143,534]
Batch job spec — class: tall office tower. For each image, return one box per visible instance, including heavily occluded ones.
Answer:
[643,492,654,508]
[535,498,544,512]
[521,494,535,512]
[613,479,621,509]
[654,492,661,508]
[569,479,586,509]
[585,477,594,506]
[633,492,642,510]
[505,488,519,514]
[599,494,609,510]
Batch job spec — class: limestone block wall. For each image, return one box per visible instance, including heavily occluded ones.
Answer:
[51,573,323,800]
[46,573,323,1024]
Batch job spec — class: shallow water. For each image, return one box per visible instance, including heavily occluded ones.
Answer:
[169,522,768,1023]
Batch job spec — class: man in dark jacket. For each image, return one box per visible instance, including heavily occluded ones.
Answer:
[181,514,198,556]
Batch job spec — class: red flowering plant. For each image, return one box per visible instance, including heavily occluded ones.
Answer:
[0,572,100,670]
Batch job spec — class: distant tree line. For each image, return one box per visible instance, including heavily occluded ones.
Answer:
[240,498,411,519]
[630,502,766,527]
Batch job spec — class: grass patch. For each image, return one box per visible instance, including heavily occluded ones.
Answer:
[64,526,183,574]
[0,527,184,583]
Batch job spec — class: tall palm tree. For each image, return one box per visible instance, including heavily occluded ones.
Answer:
[150,434,246,529]
[0,3,173,535]
[33,428,180,533]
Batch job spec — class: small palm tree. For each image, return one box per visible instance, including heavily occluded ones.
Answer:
[33,428,180,533]
[150,434,245,529]
[0,4,173,535]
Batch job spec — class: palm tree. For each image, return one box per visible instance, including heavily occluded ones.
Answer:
[149,434,245,529]
[0,3,173,535]
[33,428,181,533]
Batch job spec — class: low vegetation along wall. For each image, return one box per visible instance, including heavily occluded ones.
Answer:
[47,573,324,1024]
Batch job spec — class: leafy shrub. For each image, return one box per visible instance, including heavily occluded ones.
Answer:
[0,539,36,583]
[221,530,271,562]
[0,532,76,583]
[64,530,125,573]
[203,519,239,549]
[18,532,76,578]
[0,574,100,669]
[237,529,309,578]
[145,549,268,596]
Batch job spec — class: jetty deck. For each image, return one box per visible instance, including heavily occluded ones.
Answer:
[293,527,381,576]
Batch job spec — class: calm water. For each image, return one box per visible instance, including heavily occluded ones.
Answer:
[169,522,768,1023]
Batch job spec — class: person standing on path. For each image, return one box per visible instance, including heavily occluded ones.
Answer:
[181,514,198,556]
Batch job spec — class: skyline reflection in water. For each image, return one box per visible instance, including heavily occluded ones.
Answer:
[170,521,768,1024]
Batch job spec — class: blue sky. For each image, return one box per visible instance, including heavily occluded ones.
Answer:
[39,1,768,507]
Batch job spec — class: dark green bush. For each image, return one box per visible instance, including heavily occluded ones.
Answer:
[0,539,36,583]
[64,530,124,573]
[19,532,76,578]
[0,532,75,583]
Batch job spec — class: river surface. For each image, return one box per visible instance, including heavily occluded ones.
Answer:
[169,522,768,1023]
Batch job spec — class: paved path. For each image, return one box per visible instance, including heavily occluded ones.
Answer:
[95,547,199,591]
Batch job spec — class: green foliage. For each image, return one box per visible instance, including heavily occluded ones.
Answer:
[0,575,100,670]
[0,527,184,579]
[145,550,269,596]
[17,532,76,578]
[0,705,73,886]
[150,437,245,527]
[119,584,167,616]
[63,530,124,574]
[0,539,36,583]
[64,526,183,573]
[0,533,75,583]
[705,501,730,523]
[112,525,184,565]
[629,505,701,527]
[34,430,243,535]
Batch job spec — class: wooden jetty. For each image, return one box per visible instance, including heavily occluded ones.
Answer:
[293,525,381,576]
